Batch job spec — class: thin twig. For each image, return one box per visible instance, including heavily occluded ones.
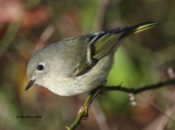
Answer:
[33,24,55,52]
[95,0,110,31]
[144,104,175,130]
[0,21,21,59]
[66,79,175,130]
[104,79,175,94]
[91,101,111,130]
[66,89,99,130]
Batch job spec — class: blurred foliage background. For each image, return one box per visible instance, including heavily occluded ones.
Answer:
[0,0,175,130]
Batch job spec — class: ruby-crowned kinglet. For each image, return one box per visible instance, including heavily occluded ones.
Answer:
[25,21,157,96]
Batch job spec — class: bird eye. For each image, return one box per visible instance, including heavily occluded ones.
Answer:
[37,63,44,71]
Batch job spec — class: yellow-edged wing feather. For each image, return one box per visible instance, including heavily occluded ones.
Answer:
[76,22,157,76]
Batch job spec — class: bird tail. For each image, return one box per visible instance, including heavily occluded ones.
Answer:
[76,21,158,76]
[92,21,158,60]
[119,21,158,40]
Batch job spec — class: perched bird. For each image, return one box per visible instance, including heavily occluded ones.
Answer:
[25,21,157,96]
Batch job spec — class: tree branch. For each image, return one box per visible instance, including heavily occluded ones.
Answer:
[66,79,175,130]
[104,79,175,94]
[66,89,99,130]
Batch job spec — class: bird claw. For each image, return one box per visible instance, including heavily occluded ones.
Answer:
[78,105,89,120]
[65,125,70,130]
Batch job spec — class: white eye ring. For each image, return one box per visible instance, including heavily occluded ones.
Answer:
[37,63,45,71]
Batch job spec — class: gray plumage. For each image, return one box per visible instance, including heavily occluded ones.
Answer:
[26,22,157,96]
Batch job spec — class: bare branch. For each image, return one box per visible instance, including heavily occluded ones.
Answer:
[66,89,99,130]
[66,79,175,130]
[0,21,20,59]
[104,79,175,94]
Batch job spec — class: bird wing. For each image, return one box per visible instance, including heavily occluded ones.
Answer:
[75,21,157,76]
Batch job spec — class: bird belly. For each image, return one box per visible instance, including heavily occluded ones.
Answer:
[40,53,114,96]
[62,53,114,96]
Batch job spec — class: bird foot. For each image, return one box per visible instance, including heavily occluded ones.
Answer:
[78,105,89,120]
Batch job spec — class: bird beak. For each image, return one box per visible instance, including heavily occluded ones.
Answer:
[25,80,35,91]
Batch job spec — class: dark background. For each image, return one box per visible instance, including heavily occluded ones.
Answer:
[0,0,175,129]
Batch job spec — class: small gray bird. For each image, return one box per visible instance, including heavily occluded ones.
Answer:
[25,22,157,96]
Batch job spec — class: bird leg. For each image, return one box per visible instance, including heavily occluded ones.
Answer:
[78,80,106,119]
[78,87,102,119]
